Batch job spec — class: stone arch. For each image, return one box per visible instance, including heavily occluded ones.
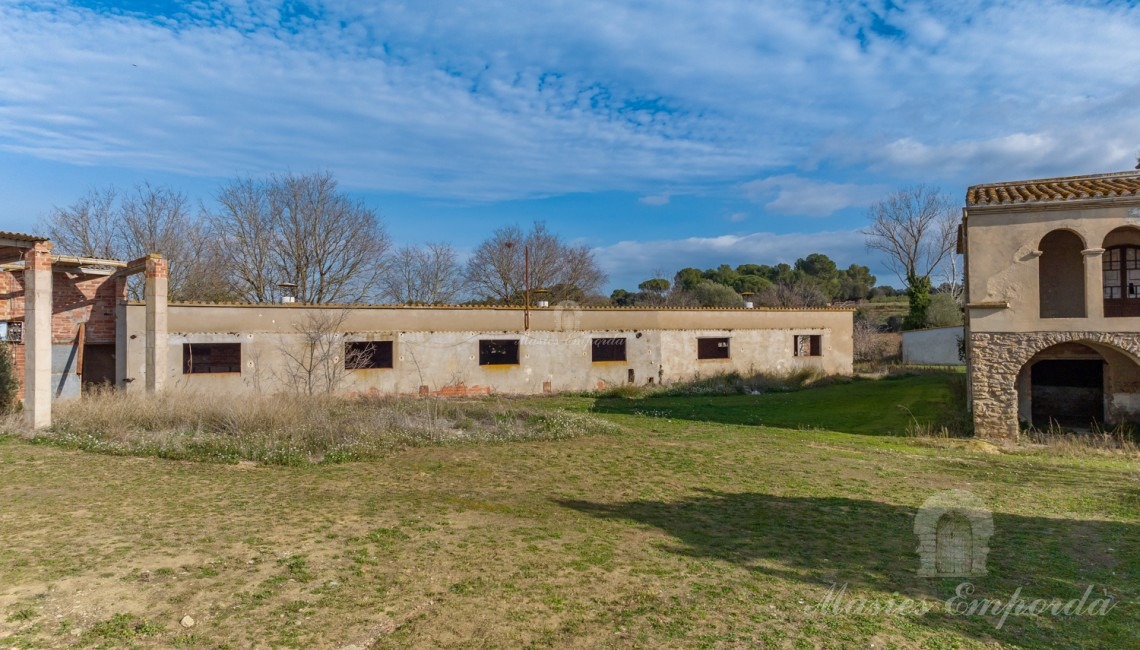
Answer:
[1038,229,1086,318]
[970,331,1140,438]
[1102,225,1140,249]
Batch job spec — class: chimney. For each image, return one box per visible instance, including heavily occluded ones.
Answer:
[278,282,297,304]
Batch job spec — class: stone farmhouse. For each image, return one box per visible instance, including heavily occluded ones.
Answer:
[2,234,854,428]
[962,170,1140,438]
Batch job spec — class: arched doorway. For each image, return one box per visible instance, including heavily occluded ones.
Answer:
[1029,355,1104,428]
[1038,230,1086,318]
[1016,340,1140,430]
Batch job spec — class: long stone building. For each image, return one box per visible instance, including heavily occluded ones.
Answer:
[962,169,1140,438]
[2,233,854,427]
[120,302,853,398]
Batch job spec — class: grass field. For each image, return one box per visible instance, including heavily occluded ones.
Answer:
[0,373,1136,649]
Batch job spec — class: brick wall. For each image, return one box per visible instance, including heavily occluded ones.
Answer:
[1,269,126,401]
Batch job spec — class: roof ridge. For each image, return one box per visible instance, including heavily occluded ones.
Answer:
[967,170,1140,207]
[968,170,1140,191]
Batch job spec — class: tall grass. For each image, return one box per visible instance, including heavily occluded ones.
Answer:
[596,367,847,399]
[1023,419,1139,455]
[11,390,621,465]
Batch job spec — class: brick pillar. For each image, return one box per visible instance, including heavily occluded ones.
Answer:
[23,243,52,428]
[144,255,168,393]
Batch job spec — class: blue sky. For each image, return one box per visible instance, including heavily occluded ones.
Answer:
[1,0,1138,291]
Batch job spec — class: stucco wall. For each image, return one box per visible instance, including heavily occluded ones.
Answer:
[965,202,1140,333]
[124,303,853,396]
[963,195,1140,437]
[901,326,964,366]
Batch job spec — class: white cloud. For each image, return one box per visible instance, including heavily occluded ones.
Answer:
[1,0,1139,202]
[741,174,886,217]
[639,192,671,206]
[726,211,748,223]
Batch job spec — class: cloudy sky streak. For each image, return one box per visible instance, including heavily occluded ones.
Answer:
[1,0,1138,289]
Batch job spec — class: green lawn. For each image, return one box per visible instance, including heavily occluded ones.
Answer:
[587,373,958,435]
[0,374,1136,649]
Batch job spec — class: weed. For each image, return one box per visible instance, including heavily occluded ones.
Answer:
[9,606,36,622]
[84,612,164,641]
[277,555,314,582]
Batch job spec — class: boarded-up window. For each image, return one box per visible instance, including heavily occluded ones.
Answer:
[479,339,520,365]
[183,343,241,374]
[346,341,394,369]
[697,337,730,359]
[592,337,627,362]
[794,335,822,357]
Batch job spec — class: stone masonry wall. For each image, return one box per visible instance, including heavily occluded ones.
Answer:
[970,331,1140,438]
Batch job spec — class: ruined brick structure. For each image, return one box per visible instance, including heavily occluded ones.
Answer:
[1,251,125,400]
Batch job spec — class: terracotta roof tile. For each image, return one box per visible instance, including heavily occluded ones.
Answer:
[967,171,1140,207]
[0,231,49,244]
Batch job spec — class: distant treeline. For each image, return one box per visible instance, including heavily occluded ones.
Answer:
[610,254,885,308]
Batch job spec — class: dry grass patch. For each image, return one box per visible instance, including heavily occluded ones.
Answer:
[10,390,621,465]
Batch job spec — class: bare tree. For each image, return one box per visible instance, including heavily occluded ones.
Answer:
[42,183,228,301]
[756,278,829,308]
[863,185,957,286]
[210,177,279,303]
[863,186,958,328]
[278,309,358,395]
[465,222,606,304]
[380,242,467,304]
[41,187,119,259]
[118,183,224,301]
[210,172,390,303]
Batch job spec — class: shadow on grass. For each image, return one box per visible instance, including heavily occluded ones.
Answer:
[557,490,1137,648]
[588,373,958,436]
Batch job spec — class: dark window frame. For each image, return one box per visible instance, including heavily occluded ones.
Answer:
[697,337,730,360]
[591,337,627,362]
[794,334,822,357]
[479,339,520,365]
[345,340,394,369]
[182,342,242,374]
[1103,245,1140,317]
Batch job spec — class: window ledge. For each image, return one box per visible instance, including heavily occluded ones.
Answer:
[967,301,1010,310]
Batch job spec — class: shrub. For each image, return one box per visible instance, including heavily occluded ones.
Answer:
[0,343,19,414]
[853,320,901,368]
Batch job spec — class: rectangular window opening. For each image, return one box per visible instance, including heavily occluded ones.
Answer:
[0,321,22,344]
[183,343,241,374]
[697,337,730,360]
[592,337,627,362]
[479,339,520,365]
[346,341,393,369]
[794,334,822,357]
